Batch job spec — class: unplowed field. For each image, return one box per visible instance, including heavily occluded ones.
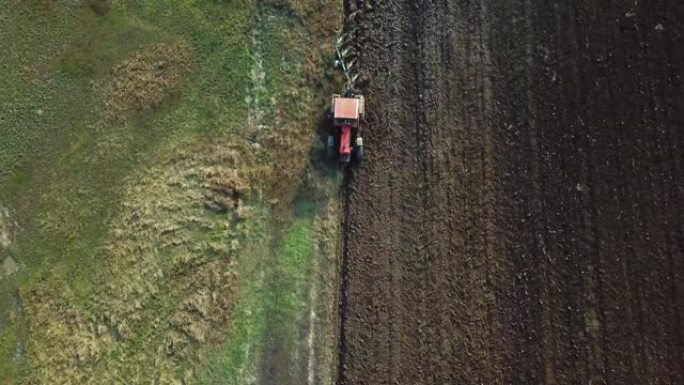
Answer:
[339,1,684,384]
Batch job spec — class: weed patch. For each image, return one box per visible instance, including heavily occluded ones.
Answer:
[101,41,196,121]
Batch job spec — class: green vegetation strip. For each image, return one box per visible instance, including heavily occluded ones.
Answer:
[200,205,315,384]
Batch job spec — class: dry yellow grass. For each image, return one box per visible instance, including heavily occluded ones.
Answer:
[20,137,261,384]
[0,205,17,251]
[100,42,196,121]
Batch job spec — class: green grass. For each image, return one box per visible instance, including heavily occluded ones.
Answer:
[0,5,163,178]
[0,328,19,383]
[0,0,338,383]
[0,0,256,310]
[0,311,20,381]
[125,0,257,136]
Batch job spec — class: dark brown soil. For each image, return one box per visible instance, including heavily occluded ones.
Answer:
[339,1,684,384]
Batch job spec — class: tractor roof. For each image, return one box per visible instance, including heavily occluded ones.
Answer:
[333,97,360,120]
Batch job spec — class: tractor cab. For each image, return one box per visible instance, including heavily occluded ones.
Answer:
[332,96,362,124]
[328,94,364,164]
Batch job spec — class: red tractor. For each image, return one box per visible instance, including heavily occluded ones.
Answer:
[328,31,364,164]
[327,92,364,164]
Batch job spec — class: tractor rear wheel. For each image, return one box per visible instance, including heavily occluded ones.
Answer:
[327,135,336,158]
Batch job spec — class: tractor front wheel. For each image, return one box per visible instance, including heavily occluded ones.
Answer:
[354,137,364,163]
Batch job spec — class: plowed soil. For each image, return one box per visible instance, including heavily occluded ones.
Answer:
[339,1,684,384]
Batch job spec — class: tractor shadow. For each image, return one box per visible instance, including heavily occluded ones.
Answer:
[311,108,341,176]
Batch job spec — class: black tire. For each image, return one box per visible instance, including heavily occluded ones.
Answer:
[326,135,336,158]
